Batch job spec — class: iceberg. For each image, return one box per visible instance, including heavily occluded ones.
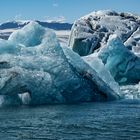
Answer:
[68,10,140,85]
[99,34,140,84]
[0,22,120,106]
[83,53,121,95]
[69,10,140,56]
[120,82,140,99]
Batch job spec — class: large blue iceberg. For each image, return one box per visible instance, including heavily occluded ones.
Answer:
[0,22,120,106]
[68,10,140,85]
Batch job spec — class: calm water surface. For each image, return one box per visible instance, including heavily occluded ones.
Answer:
[0,99,140,140]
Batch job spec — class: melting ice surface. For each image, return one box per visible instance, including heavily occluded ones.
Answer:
[0,22,121,106]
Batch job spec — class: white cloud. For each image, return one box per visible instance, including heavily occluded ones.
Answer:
[14,14,22,20]
[52,3,59,7]
[45,16,66,23]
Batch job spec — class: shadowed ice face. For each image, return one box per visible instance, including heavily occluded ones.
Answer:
[0,64,27,96]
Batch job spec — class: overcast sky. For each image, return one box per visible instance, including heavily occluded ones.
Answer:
[0,0,140,23]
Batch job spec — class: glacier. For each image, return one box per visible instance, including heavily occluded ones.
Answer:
[0,22,120,106]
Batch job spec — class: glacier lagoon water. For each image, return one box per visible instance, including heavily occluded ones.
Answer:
[0,99,140,140]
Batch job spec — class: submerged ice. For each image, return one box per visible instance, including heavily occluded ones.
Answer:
[0,22,120,106]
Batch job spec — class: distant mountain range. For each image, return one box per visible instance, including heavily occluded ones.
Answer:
[0,20,73,30]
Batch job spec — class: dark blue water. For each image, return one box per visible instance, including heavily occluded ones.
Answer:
[0,99,140,140]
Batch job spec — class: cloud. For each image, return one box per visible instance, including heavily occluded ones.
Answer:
[45,16,66,23]
[52,3,59,7]
[14,14,22,20]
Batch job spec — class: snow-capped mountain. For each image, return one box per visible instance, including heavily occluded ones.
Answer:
[0,20,72,40]
[0,20,72,30]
